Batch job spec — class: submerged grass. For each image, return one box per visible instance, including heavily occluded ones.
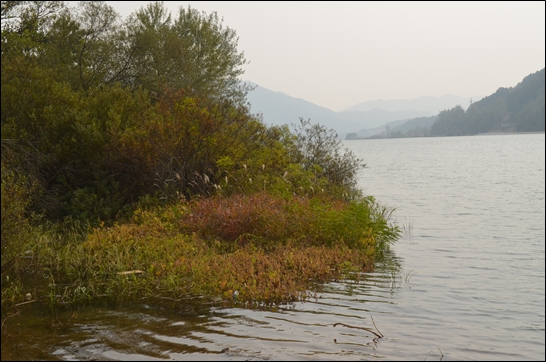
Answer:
[2,192,401,313]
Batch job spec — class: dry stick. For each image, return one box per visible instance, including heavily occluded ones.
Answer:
[14,300,37,307]
[1,309,21,329]
[333,322,383,339]
[438,347,444,361]
[370,315,384,338]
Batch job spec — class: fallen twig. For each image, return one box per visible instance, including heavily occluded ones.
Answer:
[1,309,21,329]
[370,315,383,337]
[117,270,145,276]
[14,299,36,307]
[333,321,383,339]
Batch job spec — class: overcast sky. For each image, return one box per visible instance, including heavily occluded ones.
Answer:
[102,1,545,111]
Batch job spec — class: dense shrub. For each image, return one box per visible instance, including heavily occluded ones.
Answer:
[178,192,399,257]
[1,1,402,309]
[1,164,34,268]
[290,118,364,194]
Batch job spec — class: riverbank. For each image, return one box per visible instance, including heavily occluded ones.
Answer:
[1,192,401,315]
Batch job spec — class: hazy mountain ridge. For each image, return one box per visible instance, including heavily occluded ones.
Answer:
[245,81,476,137]
[429,68,545,136]
[345,115,439,138]
[344,94,479,114]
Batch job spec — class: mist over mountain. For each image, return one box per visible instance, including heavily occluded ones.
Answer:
[347,68,545,139]
[244,81,479,137]
[344,94,480,114]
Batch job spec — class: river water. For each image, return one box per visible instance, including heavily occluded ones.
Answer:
[2,133,544,361]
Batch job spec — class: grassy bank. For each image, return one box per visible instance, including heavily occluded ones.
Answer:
[2,192,400,312]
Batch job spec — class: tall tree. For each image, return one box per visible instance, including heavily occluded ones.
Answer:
[125,1,250,103]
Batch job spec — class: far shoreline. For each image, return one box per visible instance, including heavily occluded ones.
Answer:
[344,131,544,140]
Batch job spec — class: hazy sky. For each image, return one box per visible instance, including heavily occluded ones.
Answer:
[101,1,544,111]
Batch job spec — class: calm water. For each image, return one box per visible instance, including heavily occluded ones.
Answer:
[2,134,545,361]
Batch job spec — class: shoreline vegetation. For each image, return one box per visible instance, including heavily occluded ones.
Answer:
[1,1,402,321]
[2,191,401,312]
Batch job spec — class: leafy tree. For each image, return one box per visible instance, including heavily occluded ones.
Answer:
[32,1,136,92]
[105,88,263,202]
[290,118,364,195]
[1,1,63,34]
[124,1,250,102]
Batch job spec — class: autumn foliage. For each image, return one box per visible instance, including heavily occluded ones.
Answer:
[1,2,401,309]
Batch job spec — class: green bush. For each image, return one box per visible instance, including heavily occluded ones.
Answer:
[178,192,400,257]
[0,163,36,269]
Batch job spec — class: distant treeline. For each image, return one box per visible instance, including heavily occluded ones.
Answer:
[348,68,545,140]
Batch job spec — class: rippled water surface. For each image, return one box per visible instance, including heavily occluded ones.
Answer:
[2,134,544,361]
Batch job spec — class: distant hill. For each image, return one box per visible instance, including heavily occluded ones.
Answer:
[246,83,363,134]
[430,68,545,136]
[245,83,435,135]
[344,94,480,114]
[391,115,438,133]
[352,118,413,139]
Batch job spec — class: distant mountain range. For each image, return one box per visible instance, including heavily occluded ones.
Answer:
[344,94,479,114]
[244,81,480,138]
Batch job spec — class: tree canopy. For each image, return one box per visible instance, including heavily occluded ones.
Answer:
[1,1,363,226]
[430,69,545,136]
